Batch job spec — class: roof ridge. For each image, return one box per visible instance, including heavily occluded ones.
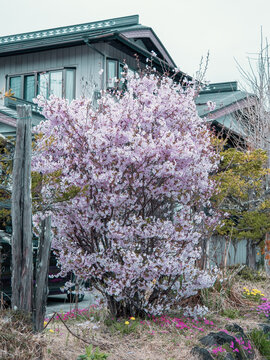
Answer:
[0,15,139,46]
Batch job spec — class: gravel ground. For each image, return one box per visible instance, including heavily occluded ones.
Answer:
[46,290,101,317]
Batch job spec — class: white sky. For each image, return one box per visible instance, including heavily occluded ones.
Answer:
[0,0,269,86]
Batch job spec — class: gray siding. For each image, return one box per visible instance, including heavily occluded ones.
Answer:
[0,42,144,106]
[0,44,103,103]
[101,43,140,71]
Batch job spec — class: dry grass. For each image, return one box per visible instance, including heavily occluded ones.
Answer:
[0,274,269,360]
[234,278,270,299]
[42,308,268,360]
[200,268,270,316]
[43,320,199,360]
[0,310,46,360]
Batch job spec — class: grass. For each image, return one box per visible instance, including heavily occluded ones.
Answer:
[0,270,269,360]
[77,344,109,360]
[221,308,241,319]
[104,317,140,336]
[249,329,270,360]
[0,310,46,360]
[237,266,268,282]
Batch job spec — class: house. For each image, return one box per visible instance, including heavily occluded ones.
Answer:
[0,14,255,139]
[0,15,262,269]
[196,81,257,148]
[196,81,267,269]
[0,14,187,136]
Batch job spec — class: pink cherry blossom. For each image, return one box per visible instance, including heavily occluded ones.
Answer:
[33,73,220,317]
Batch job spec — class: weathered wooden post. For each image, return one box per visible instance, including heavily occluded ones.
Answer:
[33,216,51,332]
[11,105,33,313]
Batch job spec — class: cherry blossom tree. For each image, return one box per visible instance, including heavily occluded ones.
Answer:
[32,73,219,317]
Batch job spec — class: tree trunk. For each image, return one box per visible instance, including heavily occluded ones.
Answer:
[33,216,51,332]
[205,237,210,269]
[246,239,257,269]
[232,241,238,265]
[198,237,210,270]
[223,235,232,269]
[106,295,129,318]
[106,295,146,318]
[264,124,270,276]
[11,105,33,313]
[265,233,270,276]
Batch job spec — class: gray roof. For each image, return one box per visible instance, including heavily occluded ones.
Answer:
[0,102,42,136]
[196,90,250,118]
[195,82,256,138]
[212,114,247,137]
[0,15,184,135]
[0,15,140,53]
[0,14,177,69]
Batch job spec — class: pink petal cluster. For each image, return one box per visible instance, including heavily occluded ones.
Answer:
[256,297,270,318]
[33,74,219,315]
[212,346,226,354]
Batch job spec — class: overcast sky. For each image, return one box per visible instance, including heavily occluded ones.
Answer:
[0,0,269,86]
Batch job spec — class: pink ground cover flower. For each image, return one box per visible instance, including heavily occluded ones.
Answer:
[150,315,216,334]
[212,346,226,354]
[256,297,270,318]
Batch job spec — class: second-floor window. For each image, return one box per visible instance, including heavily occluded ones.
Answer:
[107,59,119,89]
[106,59,135,89]
[7,68,75,102]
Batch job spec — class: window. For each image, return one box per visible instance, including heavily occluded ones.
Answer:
[7,68,75,103]
[38,73,49,99]
[106,59,135,89]
[10,76,22,98]
[65,69,75,101]
[107,59,118,88]
[49,71,62,98]
[24,75,35,102]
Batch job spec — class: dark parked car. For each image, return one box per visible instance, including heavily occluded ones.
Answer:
[0,230,84,303]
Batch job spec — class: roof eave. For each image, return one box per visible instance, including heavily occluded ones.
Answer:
[0,15,140,56]
[110,33,189,81]
[199,94,257,119]
[146,27,177,68]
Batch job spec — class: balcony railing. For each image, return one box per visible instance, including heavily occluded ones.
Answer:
[4,96,41,114]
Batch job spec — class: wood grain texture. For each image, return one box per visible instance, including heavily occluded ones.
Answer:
[33,216,51,332]
[11,105,33,312]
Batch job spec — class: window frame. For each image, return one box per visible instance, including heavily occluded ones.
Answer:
[106,58,118,89]
[6,66,76,102]
[23,74,36,102]
[106,58,135,90]
[9,75,23,99]
[63,68,76,102]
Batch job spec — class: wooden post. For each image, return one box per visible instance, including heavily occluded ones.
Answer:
[11,105,33,313]
[33,216,51,332]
